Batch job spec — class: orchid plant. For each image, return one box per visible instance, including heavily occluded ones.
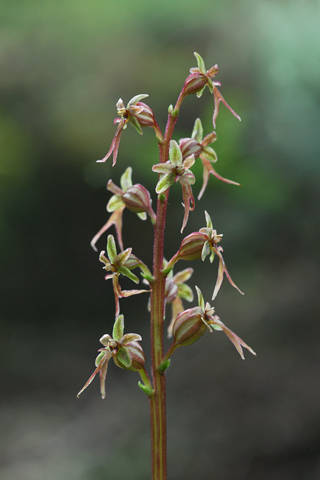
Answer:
[78,52,256,480]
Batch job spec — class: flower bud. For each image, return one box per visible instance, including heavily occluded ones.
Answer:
[130,102,155,128]
[122,184,153,215]
[172,307,207,347]
[179,138,202,160]
[183,74,208,96]
[114,341,145,371]
[176,232,207,261]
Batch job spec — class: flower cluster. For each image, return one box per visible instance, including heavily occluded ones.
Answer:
[78,52,255,404]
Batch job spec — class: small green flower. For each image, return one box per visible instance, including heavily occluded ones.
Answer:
[97,95,159,166]
[99,235,149,317]
[179,118,240,200]
[152,140,195,232]
[184,52,241,129]
[168,211,243,300]
[167,286,256,359]
[77,315,146,399]
[91,167,156,252]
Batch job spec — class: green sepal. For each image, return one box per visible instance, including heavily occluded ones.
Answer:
[195,286,205,310]
[196,86,206,98]
[201,240,211,261]
[115,248,132,266]
[116,346,131,368]
[107,235,117,262]
[137,212,147,220]
[107,194,125,212]
[120,167,133,191]
[95,351,106,367]
[155,173,175,194]
[194,52,206,73]
[177,283,194,302]
[158,358,171,374]
[118,265,140,284]
[159,192,167,203]
[138,381,154,397]
[169,140,182,166]
[191,118,203,142]
[202,147,218,163]
[205,210,213,229]
[128,94,149,106]
[112,314,124,341]
[129,115,143,135]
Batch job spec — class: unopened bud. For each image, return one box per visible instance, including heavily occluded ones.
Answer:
[179,138,202,159]
[123,184,153,215]
[183,74,207,96]
[172,307,207,347]
[176,232,207,261]
[131,102,155,128]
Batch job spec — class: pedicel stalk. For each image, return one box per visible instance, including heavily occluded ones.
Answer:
[77,52,256,480]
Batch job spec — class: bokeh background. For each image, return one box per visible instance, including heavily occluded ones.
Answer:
[1,0,320,479]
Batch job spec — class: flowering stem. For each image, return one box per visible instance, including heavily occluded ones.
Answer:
[149,102,182,480]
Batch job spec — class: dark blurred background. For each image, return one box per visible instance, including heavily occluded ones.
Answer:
[1,0,320,479]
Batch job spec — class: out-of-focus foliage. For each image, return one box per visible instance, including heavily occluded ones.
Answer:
[1,1,320,479]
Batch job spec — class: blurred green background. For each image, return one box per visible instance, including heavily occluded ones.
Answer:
[1,0,320,479]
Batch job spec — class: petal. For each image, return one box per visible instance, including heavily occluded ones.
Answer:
[180,179,195,233]
[97,122,124,167]
[193,52,206,74]
[213,87,241,129]
[195,286,205,310]
[183,154,195,170]
[107,234,118,263]
[112,314,125,342]
[191,118,203,143]
[90,207,125,252]
[169,140,183,167]
[172,267,194,284]
[118,265,140,284]
[107,194,125,212]
[152,163,175,174]
[127,94,149,106]
[121,333,142,344]
[177,283,194,302]
[155,173,175,194]
[116,346,132,368]
[210,316,256,359]
[120,167,133,191]
[212,248,244,300]
[107,179,123,196]
[115,247,132,266]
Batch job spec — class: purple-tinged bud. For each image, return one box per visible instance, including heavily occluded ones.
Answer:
[130,102,156,128]
[183,73,208,96]
[179,138,202,160]
[122,184,153,215]
[172,307,207,347]
[176,232,207,261]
